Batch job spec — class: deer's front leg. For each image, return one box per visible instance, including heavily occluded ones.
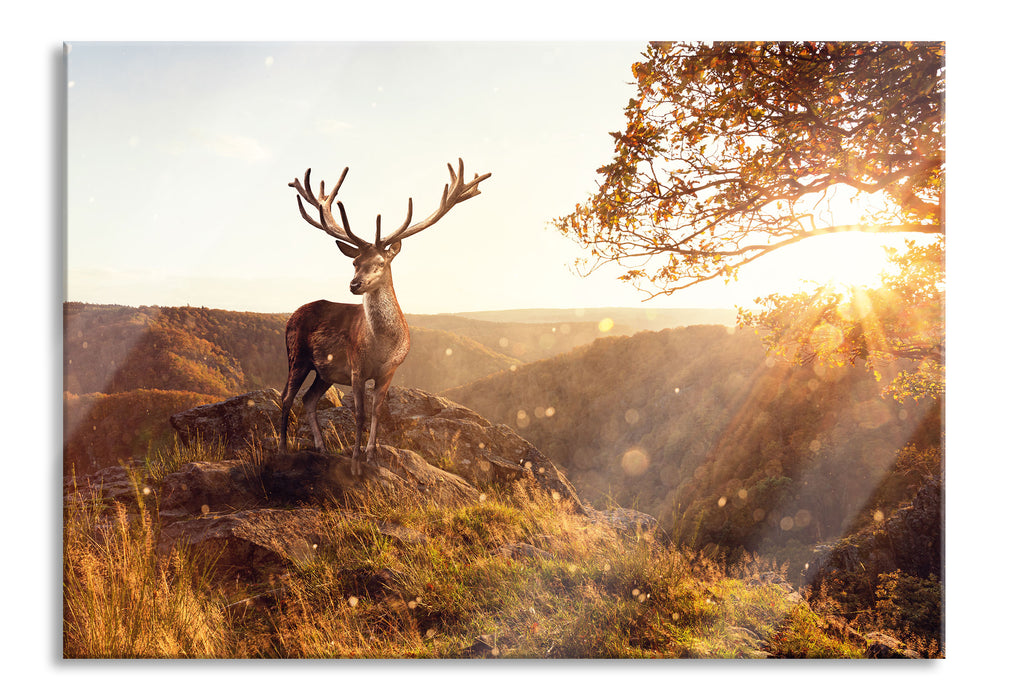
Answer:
[365,374,394,463]
[350,372,366,476]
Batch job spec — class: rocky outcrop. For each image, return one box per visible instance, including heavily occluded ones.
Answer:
[169,386,583,512]
[259,446,478,506]
[803,478,943,587]
[169,388,292,457]
[157,507,330,575]
[68,387,660,586]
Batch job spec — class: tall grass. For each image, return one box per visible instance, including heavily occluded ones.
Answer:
[63,453,865,658]
[143,431,227,483]
[63,479,230,658]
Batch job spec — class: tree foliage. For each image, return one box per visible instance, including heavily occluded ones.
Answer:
[738,235,944,399]
[555,41,944,295]
[555,41,945,399]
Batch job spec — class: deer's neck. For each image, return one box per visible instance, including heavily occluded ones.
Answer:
[363,278,407,343]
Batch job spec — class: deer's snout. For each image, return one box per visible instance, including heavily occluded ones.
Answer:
[349,279,364,294]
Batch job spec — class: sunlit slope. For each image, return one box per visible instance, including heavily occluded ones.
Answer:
[444,325,939,552]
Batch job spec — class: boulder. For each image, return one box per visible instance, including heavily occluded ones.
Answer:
[343,386,585,512]
[864,632,922,659]
[158,460,265,520]
[156,507,329,576]
[64,464,145,506]
[259,445,478,506]
[170,389,283,457]
[156,504,426,583]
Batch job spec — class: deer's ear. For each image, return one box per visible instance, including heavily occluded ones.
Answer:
[386,240,402,259]
[336,240,359,259]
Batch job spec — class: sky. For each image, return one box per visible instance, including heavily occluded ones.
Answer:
[66,41,906,315]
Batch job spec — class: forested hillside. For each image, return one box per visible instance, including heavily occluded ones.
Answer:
[66,302,712,472]
[445,325,942,571]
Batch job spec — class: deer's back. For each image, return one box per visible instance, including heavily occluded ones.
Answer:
[286,299,364,367]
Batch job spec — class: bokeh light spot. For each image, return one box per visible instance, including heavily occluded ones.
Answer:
[620,448,650,476]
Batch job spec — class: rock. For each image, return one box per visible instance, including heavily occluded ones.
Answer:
[157,507,330,576]
[804,478,943,587]
[64,464,145,506]
[348,386,491,427]
[584,505,660,538]
[259,445,478,506]
[344,386,584,512]
[865,632,922,659]
[170,389,283,457]
[159,460,264,519]
[168,386,583,510]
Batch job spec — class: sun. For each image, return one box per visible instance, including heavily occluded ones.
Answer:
[729,231,901,305]
[757,185,917,292]
[781,232,896,289]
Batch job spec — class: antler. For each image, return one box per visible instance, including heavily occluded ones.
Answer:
[380,159,492,248]
[288,167,369,248]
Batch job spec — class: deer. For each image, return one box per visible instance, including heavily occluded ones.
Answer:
[280,159,491,476]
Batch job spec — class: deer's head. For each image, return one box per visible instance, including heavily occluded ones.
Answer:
[333,211,402,296]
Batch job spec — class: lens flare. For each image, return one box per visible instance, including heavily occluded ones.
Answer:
[620,448,650,476]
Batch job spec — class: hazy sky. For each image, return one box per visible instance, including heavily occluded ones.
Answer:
[65,41,911,315]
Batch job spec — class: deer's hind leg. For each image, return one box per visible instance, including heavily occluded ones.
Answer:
[302,372,334,451]
[280,364,312,452]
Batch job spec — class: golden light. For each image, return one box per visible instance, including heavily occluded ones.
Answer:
[620,448,650,476]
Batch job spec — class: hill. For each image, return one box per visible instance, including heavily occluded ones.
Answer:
[444,325,942,576]
[63,302,518,472]
[61,304,942,656]
[64,302,519,398]
[404,307,736,363]
[452,307,737,330]
[406,313,629,363]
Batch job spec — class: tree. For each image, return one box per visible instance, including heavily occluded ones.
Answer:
[555,41,944,296]
[555,42,945,398]
[737,236,944,399]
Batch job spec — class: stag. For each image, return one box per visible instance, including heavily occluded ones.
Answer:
[280,159,491,475]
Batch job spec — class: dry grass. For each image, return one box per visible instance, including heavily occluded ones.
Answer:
[63,449,865,659]
[63,482,231,658]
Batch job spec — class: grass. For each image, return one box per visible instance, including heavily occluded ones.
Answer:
[63,480,230,658]
[142,431,227,483]
[63,441,870,658]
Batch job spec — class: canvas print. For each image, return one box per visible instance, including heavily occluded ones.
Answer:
[63,41,944,659]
